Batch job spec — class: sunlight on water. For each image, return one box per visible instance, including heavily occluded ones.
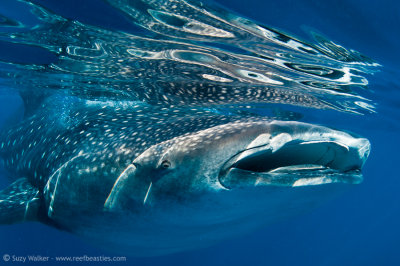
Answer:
[0,0,379,116]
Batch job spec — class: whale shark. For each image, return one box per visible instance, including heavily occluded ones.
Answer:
[0,96,370,256]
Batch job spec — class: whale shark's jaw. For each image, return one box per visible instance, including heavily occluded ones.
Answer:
[218,133,370,189]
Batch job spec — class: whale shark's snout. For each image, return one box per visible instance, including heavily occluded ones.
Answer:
[217,121,370,189]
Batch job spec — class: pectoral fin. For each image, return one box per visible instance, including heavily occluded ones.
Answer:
[0,178,40,224]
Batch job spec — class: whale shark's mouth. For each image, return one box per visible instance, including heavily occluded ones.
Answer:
[219,138,370,189]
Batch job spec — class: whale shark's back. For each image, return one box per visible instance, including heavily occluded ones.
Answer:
[0,95,250,186]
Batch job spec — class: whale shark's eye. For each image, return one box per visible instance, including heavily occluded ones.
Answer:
[161,160,171,169]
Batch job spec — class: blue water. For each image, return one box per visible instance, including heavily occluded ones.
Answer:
[0,0,399,265]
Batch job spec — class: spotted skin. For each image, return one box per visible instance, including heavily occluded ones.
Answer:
[0,96,247,217]
[0,178,40,224]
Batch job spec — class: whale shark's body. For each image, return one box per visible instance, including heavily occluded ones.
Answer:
[0,96,370,256]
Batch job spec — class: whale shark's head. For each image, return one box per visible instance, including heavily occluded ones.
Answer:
[104,120,369,221]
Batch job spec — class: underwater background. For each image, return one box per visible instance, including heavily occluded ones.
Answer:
[0,0,399,265]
